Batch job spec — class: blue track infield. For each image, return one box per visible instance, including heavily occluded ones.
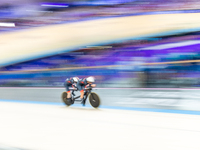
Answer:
[1,99,200,115]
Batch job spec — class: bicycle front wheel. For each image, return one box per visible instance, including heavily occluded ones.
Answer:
[89,92,100,108]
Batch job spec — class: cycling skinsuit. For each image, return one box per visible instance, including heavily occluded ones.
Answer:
[64,78,75,93]
[77,78,88,92]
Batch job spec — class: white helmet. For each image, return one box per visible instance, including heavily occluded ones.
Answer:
[86,76,95,83]
[73,77,79,83]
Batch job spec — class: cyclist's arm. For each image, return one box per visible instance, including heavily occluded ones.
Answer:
[86,84,96,88]
[72,84,78,90]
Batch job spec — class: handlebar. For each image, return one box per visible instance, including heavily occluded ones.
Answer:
[85,87,92,90]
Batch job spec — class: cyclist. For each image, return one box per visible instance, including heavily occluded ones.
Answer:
[64,77,79,103]
[77,76,96,106]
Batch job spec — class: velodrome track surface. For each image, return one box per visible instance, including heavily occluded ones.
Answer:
[0,88,200,150]
[1,13,200,67]
[0,100,199,150]
[1,87,200,112]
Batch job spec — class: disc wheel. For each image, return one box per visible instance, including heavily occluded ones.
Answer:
[89,92,100,108]
[62,92,71,106]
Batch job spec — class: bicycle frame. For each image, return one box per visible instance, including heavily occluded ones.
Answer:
[71,88,92,102]
[62,87,99,108]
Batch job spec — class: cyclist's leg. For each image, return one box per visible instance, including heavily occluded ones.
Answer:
[76,84,83,98]
[77,84,86,105]
[80,85,85,99]
[67,91,71,99]
[81,85,87,105]
[77,83,86,105]
[65,85,71,99]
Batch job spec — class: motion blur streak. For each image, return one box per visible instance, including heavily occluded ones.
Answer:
[1,59,200,73]
[0,22,15,27]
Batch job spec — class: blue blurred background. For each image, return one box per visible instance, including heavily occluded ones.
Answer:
[1,0,200,88]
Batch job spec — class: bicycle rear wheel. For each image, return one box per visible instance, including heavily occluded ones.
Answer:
[89,92,100,108]
[62,92,71,106]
